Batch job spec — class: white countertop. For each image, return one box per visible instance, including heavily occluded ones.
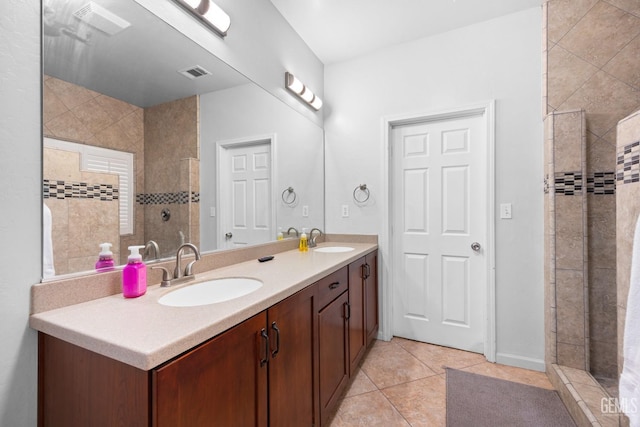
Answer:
[30,242,377,370]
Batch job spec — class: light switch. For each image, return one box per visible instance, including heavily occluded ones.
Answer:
[210,207,216,217]
[500,203,512,219]
[302,205,309,217]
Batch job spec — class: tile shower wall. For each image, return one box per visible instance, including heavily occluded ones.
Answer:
[143,96,199,259]
[43,75,145,270]
[546,110,590,370]
[616,110,640,395]
[43,148,120,275]
[544,0,640,381]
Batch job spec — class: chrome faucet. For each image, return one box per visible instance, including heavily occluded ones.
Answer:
[152,243,201,287]
[143,240,159,261]
[309,228,323,248]
[287,227,299,237]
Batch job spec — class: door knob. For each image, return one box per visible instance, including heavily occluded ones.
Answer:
[471,242,481,252]
[225,232,233,239]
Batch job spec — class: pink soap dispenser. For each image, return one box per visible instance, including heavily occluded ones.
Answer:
[95,242,115,272]
[122,245,147,298]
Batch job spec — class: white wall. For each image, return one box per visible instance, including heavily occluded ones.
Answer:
[134,0,324,128]
[324,8,545,369]
[0,1,42,425]
[199,83,324,251]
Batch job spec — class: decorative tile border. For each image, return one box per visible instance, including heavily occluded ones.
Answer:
[43,179,119,201]
[586,172,616,195]
[555,172,583,195]
[136,192,200,205]
[554,172,616,195]
[616,140,640,184]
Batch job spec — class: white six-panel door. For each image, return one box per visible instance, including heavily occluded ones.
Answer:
[391,113,487,354]
[219,142,272,249]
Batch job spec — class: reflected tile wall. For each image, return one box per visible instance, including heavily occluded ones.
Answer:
[143,96,199,259]
[545,0,640,382]
[43,75,145,270]
[43,148,120,275]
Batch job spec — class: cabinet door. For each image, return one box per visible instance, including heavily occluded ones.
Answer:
[365,251,379,345]
[348,256,366,375]
[318,291,349,425]
[152,312,268,427]
[267,284,319,427]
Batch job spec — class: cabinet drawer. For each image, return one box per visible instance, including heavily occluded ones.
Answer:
[317,266,349,308]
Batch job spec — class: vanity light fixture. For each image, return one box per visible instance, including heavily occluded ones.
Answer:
[172,0,231,38]
[285,72,323,111]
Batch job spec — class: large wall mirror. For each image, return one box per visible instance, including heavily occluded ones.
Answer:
[42,0,324,279]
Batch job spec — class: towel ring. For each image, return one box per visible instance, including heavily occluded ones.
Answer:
[353,184,370,203]
[281,187,297,205]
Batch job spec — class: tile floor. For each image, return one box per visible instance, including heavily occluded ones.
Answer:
[328,337,555,427]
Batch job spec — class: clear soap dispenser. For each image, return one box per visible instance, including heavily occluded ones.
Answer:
[122,245,147,298]
[299,228,308,252]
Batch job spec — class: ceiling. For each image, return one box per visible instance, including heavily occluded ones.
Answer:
[269,0,543,65]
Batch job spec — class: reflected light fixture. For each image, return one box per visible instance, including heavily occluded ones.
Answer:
[285,72,323,111]
[173,0,231,37]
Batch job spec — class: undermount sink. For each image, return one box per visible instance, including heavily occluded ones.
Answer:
[314,246,355,253]
[158,278,263,307]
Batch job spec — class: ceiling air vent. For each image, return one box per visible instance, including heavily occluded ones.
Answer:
[73,2,131,36]
[178,66,213,80]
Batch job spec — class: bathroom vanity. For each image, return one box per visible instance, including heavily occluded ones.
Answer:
[32,241,378,426]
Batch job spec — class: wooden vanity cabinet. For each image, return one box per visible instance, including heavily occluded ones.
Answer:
[153,283,319,427]
[348,251,379,375]
[153,312,268,427]
[316,267,350,425]
[38,252,379,427]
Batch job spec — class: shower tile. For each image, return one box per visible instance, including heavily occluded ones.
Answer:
[547,44,598,110]
[555,196,584,237]
[119,110,145,142]
[43,83,69,123]
[588,215,617,269]
[556,269,586,345]
[590,340,618,378]
[557,342,587,369]
[93,120,135,152]
[555,236,584,270]
[44,76,100,111]
[95,94,138,123]
[71,98,115,136]
[603,34,640,90]
[586,132,617,173]
[606,0,640,17]
[552,110,583,172]
[617,110,640,146]
[46,110,94,142]
[547,0,599,44]
[561,71,640,137]
[558,1,640,68]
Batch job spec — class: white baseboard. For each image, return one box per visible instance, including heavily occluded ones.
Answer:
[496,352,545,372]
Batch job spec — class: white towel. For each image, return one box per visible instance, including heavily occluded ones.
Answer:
[621,213,640,426]
[43,203,55,278]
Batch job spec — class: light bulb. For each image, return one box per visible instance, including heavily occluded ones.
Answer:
[310,96,323,110]
[202,1,231,34]
[300,87,314,103]
[286,73,304,94]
